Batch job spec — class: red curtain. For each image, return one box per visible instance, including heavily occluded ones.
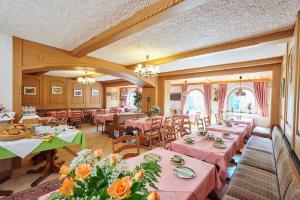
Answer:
[253,82,268,117]
[203,84,211,118]
[218,84,227,114]
[181,85,188,113]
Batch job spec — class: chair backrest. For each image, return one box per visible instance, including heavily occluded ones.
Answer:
[112,134,140,159]
[56,110,68,120]
[203,116,211,128]
[150,116,163,133]
[70,110,82,122]
[179,118,191,137]
[172,116,180,136]
[162,116,177,149]
[195,115,205,131]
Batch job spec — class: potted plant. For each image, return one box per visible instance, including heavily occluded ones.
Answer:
[150,106,160,117]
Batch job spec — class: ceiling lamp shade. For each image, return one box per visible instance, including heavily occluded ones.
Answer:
[135,55,159,79]
[235,76,246,96]
[77,72,96,85]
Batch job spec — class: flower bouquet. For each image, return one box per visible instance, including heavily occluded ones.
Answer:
[150,106,160,116]
[47,149,161,200]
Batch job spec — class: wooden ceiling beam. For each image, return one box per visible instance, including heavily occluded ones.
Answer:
[71,0,207,57]
[127,29,293,68]
[159,57,282,77]
[170,78,272,86]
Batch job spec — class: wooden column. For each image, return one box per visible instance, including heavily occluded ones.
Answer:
[141,87,157,113]
[12,37,22,121]
[270,66,281,127]
[157,77,165,115]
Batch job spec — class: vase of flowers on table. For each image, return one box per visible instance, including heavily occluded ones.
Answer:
[150,106,160,117]
[47,149,161,200]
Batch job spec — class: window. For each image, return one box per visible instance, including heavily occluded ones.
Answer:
[227,88,257,113]
[127,91,136,108]
[185,90,205,114]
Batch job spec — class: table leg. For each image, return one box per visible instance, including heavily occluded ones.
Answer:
[28,150,64,187]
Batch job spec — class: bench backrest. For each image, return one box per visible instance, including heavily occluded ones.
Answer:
[272,126,300,200]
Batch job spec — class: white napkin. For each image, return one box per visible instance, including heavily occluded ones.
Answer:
[56,130,79,143]
[0,138,44,158]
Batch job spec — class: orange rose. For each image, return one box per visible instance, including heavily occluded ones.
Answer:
[107,176,133,199]
[110,153,119,165]
[75,164,91,180]
[94,149,104,158]
[59,178,75,196]
[148,191,160,200]
[134,169,145,181]
[59,165,70,179]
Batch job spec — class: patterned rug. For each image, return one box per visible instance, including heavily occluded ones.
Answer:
[1,179,61,200]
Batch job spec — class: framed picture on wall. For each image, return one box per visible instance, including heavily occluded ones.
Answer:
[24,86,36,95]
[74,90,83,97]
[91,89,99,96]
[52,86,62,94]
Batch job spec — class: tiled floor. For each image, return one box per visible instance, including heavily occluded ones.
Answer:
[0,124,237,198]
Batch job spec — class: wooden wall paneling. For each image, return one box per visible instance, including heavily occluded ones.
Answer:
[280,44,289,131]
[43,75,67,109]
[13,37,22,121]
[270,66,281,127]
[22,74,43,108]
[67,79,85,108]
[141,88,157,113]
[85,82,102,108]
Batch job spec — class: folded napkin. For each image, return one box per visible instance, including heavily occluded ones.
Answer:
[56,130,79,143]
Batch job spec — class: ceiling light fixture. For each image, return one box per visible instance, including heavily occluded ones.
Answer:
[135,55,159,79]
[77,72,96,85]
[235,76,246,96]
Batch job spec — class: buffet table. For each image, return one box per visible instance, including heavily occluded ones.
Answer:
[170,132,240,181]
[0,130,86,187]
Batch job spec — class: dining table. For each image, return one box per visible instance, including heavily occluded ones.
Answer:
[170,132,240,181]
[128,148,222,200]
[226,117,254,135]
[38,148,221,200]
[125,118,152,134]
[207,123,248,148]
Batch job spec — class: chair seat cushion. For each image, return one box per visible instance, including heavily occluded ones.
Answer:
[246,136,273,154]
[252,126,270,137]
[240,148,276,174]
[225,164,279,200]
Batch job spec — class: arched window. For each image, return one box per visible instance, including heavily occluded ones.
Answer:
[227,88,257,113]
[127,91,136,108]
[185,90,205,114]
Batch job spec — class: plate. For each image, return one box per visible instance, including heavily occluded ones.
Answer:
[223,135,235,140]
[184,137,195,144]
[170,155,185,166]
[144,153,161,162]
[214,142,226,149]
[173,166,195,179]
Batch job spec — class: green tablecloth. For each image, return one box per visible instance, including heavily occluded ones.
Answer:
[0,131,87,160]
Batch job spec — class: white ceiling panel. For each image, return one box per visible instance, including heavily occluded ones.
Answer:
[89,0,300,65]
[95,75,120,82]
[45,70,94,78]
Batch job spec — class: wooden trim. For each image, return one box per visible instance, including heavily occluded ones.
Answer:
[102,80,134,88]
[171,78,272,86]
[71,0,205,57]
[127,30,292,68]
[13,37,23,121]
[160,57,282,78]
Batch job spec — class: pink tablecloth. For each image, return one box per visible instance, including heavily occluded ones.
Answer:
[170,132,240,181]
[207,124,247,145]
[128,148,221,200]
[125,118,151,133]
[93,113,113,124]
[227,117,254,135]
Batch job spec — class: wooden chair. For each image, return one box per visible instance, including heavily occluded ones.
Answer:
[179,118,192,137]
[172,115,181,138]
[203,116,211,128]
[147,116,163,149]
[69,110,83,128]
[95,108,105,132]
[195,115,205,131]
[161,117,177,150]
[55,110,68,125]
[112,134,140,159]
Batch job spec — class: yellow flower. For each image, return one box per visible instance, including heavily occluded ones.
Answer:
[110,153,119,165]
[107,176,133,199]
[94,149,104,158]
[134,169,145,181]
[59,165,70,179]
[75,164,91,180]
[59,178,75,196]
[147,191,160,200]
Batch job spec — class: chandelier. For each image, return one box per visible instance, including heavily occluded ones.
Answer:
[235,76,246,96]
[77,72,96,85]
[135,55,159,79]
